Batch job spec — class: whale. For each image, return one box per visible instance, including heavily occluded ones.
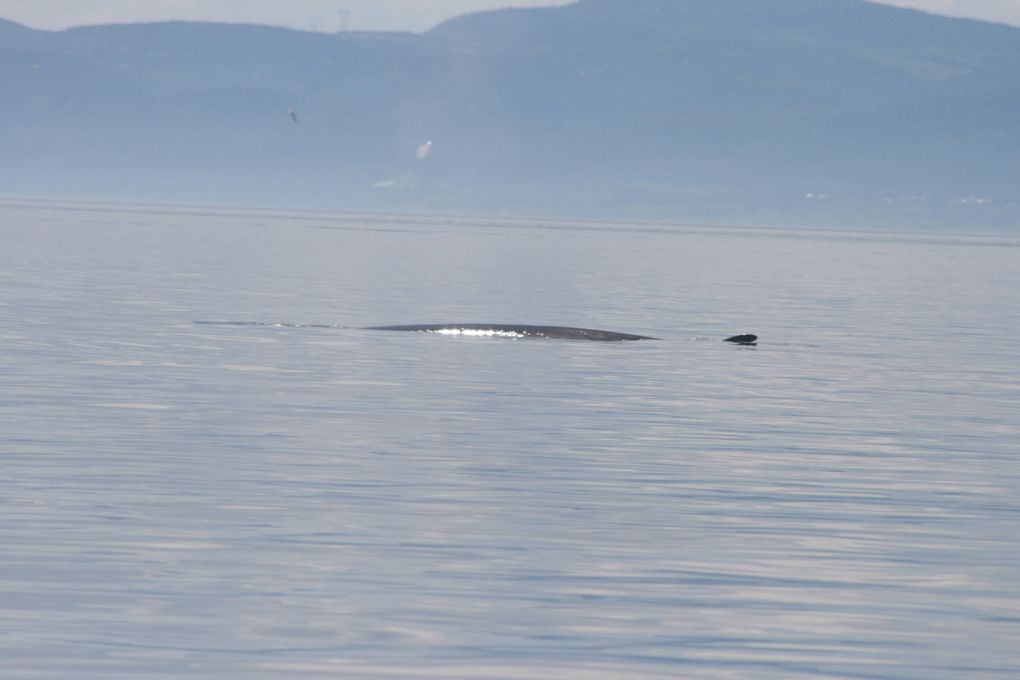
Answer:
[367,324,758,344]
[194,321,756,344]
[365,323,655,341]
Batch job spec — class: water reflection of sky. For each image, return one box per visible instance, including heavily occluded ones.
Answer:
[1,199,1018,678]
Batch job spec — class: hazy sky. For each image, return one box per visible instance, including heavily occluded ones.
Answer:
[1,0,1019,33]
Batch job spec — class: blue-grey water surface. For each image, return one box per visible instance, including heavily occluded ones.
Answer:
[2,199,1018,679]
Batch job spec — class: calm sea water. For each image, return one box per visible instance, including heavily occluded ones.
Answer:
[2,198,1018,679]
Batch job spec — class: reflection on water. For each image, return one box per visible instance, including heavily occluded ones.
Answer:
[1,199,1018,679]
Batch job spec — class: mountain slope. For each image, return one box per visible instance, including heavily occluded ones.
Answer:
[1,1,1017,227]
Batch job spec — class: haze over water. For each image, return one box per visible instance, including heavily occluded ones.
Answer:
[2,199,1018,679]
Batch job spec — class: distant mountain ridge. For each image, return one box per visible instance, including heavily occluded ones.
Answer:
[1,0,1018,228]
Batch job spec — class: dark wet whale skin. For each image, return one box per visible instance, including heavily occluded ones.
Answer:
[366,324,657,341]
[724,334,758,345]
[193,321,755,343]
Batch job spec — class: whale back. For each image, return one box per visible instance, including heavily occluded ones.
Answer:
[366,324,657,341]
